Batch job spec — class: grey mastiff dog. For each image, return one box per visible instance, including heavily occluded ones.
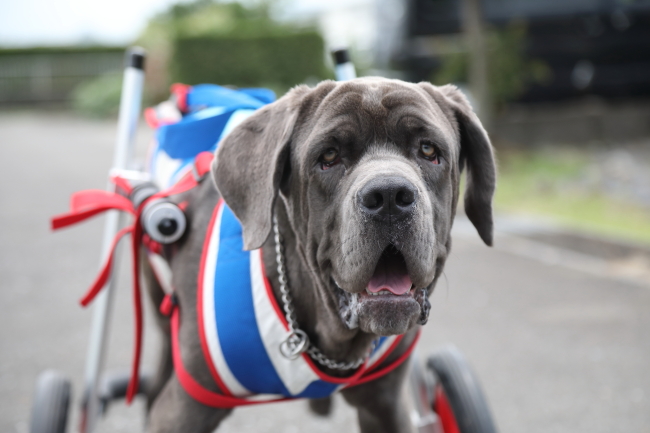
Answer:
[145,77,496,432]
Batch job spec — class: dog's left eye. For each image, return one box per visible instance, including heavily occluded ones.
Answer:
[320,148,340,169]
[420,142,440,164]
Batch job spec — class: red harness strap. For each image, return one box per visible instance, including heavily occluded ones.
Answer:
[162,298,421,408]
[51,151,214,403]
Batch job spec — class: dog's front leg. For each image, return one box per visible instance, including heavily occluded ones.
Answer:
[148,373,232,433]
[341,359,413,433]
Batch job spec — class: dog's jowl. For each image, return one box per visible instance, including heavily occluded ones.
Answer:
[146,78,496,433]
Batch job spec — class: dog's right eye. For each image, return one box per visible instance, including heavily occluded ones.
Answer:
[320,148,340,170]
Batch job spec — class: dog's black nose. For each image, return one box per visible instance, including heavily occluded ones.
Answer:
[358,176,418,221]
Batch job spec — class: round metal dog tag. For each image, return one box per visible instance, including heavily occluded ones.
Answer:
[279,329,310,360]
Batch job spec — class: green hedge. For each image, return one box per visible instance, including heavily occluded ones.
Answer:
[0,46,126,105]
[0,46,125,57]
[171,32,330,92]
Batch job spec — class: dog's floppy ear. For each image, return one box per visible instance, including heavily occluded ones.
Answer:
[419,83,497,246]
[212,85,309,250]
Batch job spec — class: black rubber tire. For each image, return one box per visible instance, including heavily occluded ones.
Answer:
[30,370,72,433]
[427,346,498,433]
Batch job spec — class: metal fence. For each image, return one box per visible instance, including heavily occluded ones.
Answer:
[0,49,124,104]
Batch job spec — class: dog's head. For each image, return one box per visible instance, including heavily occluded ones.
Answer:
[213,78,496,336]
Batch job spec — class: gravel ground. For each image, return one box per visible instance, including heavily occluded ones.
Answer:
[1,111,648,433]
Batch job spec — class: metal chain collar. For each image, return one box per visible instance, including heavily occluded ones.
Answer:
[273,216,366,371]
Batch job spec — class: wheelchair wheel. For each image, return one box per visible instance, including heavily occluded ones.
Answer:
[427,346,498,433]
[30,370,71,433]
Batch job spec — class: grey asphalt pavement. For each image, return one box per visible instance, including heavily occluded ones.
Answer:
[1,111,649,433]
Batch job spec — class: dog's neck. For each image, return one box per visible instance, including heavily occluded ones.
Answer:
[261,203,376,376]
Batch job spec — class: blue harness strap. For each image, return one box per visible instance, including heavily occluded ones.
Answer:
[146,84,275,188]
[158,84,268,159]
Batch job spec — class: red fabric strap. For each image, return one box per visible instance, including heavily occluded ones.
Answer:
[51,190,134,230]
[171,83,192,113]
[142,234,162,255]
[194,151,213,178]
[110,174,135,196]
[346,330,420,388]
[79,226,132,307]
[169,297,420,407]
[144,107,160,129]
[170,309,291,408]
[159,293,175,316]
[51,154,210,403]
[126,216,144,401]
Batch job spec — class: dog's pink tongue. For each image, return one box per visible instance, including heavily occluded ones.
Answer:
[367,255,412,295]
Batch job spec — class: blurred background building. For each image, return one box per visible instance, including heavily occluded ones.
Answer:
[3,0,650,139]
[395,0,650,101]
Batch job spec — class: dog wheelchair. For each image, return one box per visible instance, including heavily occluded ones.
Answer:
[30,47,498,433]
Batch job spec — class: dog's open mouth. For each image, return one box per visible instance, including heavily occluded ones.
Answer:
[364,245,414,297]
[335,244,431,334]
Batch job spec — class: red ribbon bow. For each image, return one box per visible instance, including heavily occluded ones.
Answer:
[50,151,214,403]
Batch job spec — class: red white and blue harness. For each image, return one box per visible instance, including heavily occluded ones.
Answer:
[192,198,418,403]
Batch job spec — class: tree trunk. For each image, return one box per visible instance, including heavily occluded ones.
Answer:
[461,0,492,131]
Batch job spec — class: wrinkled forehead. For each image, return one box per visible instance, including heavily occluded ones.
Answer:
[305,79,457,145]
